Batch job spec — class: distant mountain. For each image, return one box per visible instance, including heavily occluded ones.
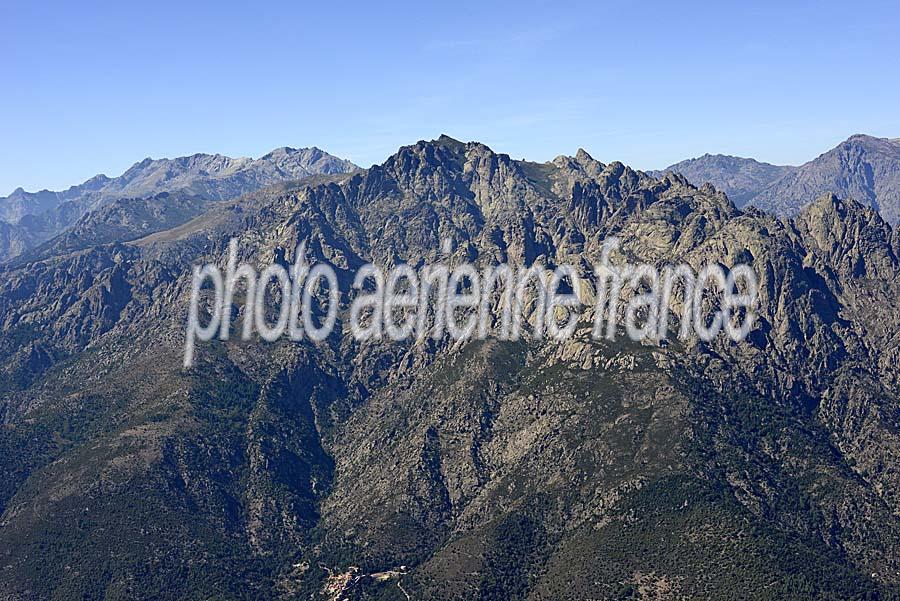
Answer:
[0,221,38,262]
[0,147,357,261]
[0,172,116,225]
[10,191,212,265]
[653,154,796,207]
[751,134,900,224]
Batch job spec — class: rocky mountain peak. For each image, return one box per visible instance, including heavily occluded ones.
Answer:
[846,133,885,144]
[574,148,593,162]
[796,192,897,278]
[804,191,855,215]
[436,133,465,147]
[262,145,300,157]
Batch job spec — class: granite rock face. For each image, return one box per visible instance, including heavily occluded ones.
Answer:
[0,137,898,599]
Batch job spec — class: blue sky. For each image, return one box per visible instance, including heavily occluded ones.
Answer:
[2,0,899,194]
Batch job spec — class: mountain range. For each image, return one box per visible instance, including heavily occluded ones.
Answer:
[1,136,898,599]
[4,134,898,267]
[0,147,357,262]
[656,134,900,224]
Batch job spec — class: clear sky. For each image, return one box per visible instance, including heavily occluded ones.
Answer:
[2,0,899,195]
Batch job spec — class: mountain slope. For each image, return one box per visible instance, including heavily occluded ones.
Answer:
[751,134,900,224]
[654,154,795,207]
[0,221,39,262]
[0,137,898,599]
[8,191,213,265]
